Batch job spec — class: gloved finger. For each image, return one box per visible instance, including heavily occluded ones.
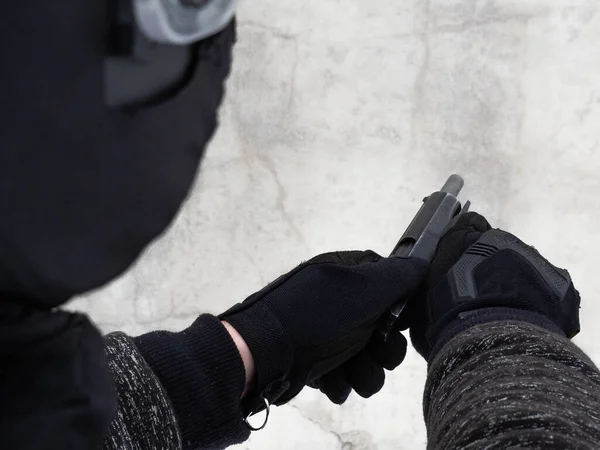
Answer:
[444,212,492,251]
[368,329,408,370]
[306,250,382,267]
[427,212,492,287]
[452,211,492,232]
[457,212,493,248]
[302,253,429,323]
[369,256,429,312]
[220,250,384,319]
[315,366,353,405]
[345,350,386,398]
[393,293,421,331]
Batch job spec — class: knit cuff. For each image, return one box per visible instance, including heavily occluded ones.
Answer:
[134,314,249,449]
[430,307,564,362]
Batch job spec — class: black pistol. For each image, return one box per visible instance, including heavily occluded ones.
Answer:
[380,174,470,339]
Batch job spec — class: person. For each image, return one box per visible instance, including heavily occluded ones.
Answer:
[98,212,600,450]
[1,5,599,450]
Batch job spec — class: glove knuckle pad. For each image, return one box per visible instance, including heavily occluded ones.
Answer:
[442,229,580,337]
[451,230,572,299]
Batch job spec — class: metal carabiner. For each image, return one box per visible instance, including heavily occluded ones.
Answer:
[243,398,271,431]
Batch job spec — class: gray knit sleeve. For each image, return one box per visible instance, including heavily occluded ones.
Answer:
[102,332,182,450]
[425,321,600,449]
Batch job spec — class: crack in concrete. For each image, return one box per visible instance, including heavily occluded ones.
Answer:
[410,0,431,155]
[227,27,308,252]
[432,13,536,34]
[254,150,308,249]
[287,404,356,450]
[239,20,299,41]
[245,250,267,286]
[284,38,300,120]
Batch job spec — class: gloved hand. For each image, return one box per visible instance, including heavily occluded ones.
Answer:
[406,212,581,361]
[219,251,427,413]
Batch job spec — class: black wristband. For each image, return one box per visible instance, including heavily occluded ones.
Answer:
[429,307,565,362]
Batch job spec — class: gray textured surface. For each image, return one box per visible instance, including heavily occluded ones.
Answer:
[425,321,600,449]
[72,0,600,448]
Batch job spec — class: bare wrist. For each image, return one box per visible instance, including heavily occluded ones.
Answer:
[222,321,255,397]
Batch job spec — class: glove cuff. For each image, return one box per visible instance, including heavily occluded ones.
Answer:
[134,315,249,448]
[221,302,293,413]
[428,307,564,362]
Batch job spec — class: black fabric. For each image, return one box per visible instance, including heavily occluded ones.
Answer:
[0,4,236,309]
[134,314,250,450]
[406,212,581,361]
[0,303,116,450]
[220,251,427,412]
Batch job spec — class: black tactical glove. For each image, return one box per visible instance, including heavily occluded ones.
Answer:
[220,251,427,413]
[407,212,581,361]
